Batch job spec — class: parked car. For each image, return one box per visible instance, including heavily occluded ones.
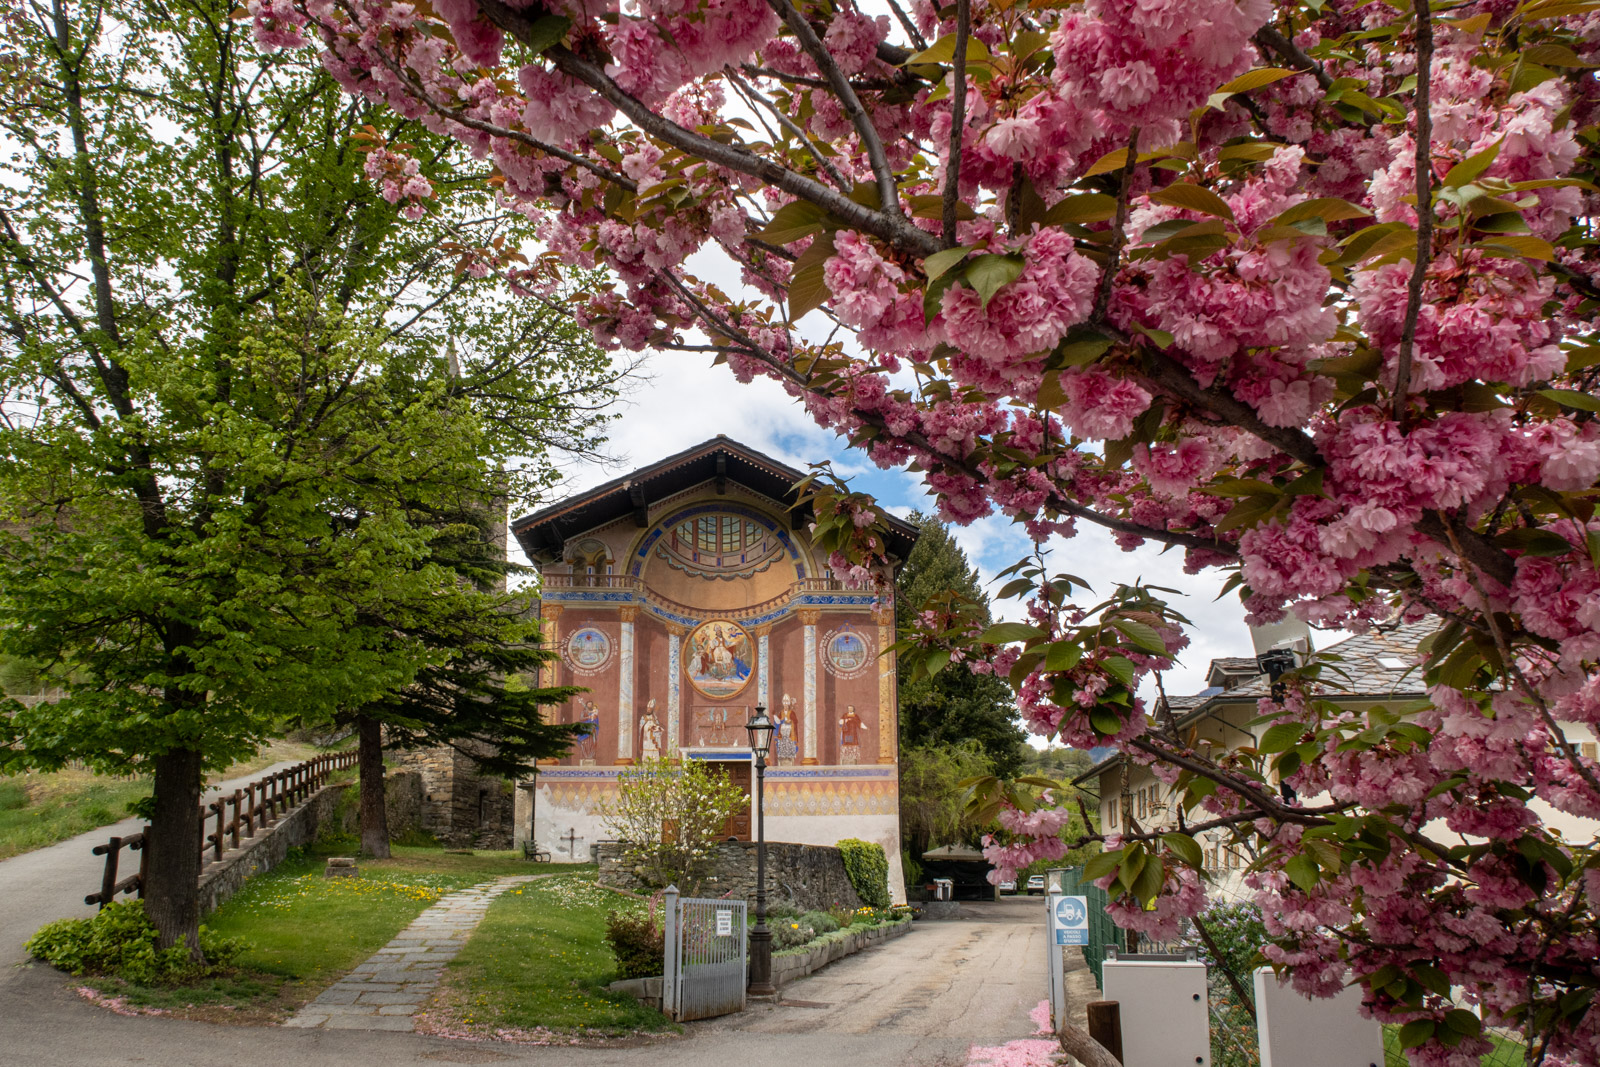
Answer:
[1025,875,1045,895]
[998,880,1017,894]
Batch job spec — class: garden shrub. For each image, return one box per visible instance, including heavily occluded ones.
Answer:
[799,910,840,935]
[836,838,890,908]
[26,901,242,985]
[764,902,803,923]
[604,909,664,980]
[771,917,816,950]
[1189,901,1269,986]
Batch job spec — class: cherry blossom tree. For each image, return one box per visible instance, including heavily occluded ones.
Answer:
[252,0,1600,1059]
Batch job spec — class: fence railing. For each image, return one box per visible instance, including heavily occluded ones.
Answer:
[84,751,357,908]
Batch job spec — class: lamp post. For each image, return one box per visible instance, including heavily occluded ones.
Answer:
[744,706,776,996]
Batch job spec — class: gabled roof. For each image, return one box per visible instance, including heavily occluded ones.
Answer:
[511,436,919,564]
[1071,619,1437,787]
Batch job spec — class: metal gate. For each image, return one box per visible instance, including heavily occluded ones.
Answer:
[662,886,747,1021]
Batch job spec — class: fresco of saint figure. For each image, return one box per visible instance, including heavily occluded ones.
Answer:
[575,699,601,763]
[839,705,862,765]
[639,699,664,761]
[774,693,799,765]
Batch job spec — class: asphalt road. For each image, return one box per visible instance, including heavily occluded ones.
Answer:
[0,895,1070,1066]
[0,761,302,971]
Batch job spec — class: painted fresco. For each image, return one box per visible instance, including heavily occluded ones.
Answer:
[685,619,753,698]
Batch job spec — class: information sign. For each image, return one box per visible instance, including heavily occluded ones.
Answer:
[1050,894,1090,946]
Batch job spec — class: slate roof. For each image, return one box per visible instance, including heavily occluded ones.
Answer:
[1071,618,1438,786]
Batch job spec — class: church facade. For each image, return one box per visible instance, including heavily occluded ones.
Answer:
[510,438,916,900]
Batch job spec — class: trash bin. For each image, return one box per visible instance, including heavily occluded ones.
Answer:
[933,878,953,901]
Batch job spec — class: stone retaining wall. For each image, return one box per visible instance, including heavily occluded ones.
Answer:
[770,916,913,988]
[195,772,423,916]
[598,840,862,911]
[196,782,353,915]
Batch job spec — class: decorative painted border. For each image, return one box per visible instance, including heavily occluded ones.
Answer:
[628,502,807,581]
[562,626,614,676]
[821,624,873,680]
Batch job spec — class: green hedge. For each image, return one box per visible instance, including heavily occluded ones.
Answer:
[836,838,890,908]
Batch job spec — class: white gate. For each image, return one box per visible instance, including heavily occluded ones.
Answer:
[662,886,747,1021]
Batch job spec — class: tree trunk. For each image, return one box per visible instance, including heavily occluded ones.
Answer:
[358,714,391,859]
[144,747,204,959]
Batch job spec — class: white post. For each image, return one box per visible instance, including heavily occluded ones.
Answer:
[667,627,681,756]
[802,612,818,763]
[618,608,636,762]
[1254,967,1385,1067]
[663,884,681,1020]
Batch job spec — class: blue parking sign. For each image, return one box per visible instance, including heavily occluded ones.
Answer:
[1051,894,1089,946]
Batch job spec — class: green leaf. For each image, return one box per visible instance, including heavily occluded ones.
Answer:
[1162,832,1204,869]
[1398,1020,1437,1049]
[1081,848,1122,883]
[964,254,1026,307]
[1101,656,1136,687]
[786,231,836,321]
[980,621,1045,644]
[1538,388,1600,412]
[520,14,572,54]
[923,649,952,678]
[1044,641,1083,672]
[1130,854,1165,902]
[1109,619,1167,655]
[1285,853,1320,893]
[1042,193,1119,225]
[1474,235,1556,261]
[1089,707,1124,737]
[923,246,971,280]
[1207,66,1296,109]
[1148,183,1235,221]
[757,200,826,244]
[1495,527,1577,556]
[1214,493,1282,534]
[1258,721,1305,755]
[1272,197,1372,226]
[1443,138,1503,188]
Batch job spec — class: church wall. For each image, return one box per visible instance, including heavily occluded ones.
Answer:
[519,476,909,902]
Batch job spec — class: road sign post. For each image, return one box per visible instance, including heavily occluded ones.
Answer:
[1046,893,1090,1027]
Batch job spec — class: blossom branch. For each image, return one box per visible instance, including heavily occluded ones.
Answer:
[1093,126,1139,320]
[1251,25,1333,91]
[726,67,851,191]
[763,0,902,219]
[1390,0,1434,421]
[941,0,970,248]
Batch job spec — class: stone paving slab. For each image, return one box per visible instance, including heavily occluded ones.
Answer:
[284,874,542,1032]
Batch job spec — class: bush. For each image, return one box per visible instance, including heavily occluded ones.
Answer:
[1189,901,1269,984]
[771,917,816,950]
[799,910,840,935]
[837,838,890,908]
[604,909,663,980]
[26,901,242,985]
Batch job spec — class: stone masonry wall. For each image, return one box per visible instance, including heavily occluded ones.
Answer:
[196,783,351,916]
[598,841,863,912]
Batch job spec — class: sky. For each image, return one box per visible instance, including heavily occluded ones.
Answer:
[510,343,1263,711]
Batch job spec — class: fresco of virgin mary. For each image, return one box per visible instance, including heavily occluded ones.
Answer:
[685,620,753,699]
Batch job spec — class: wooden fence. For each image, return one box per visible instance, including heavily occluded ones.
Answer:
[84,751,357,908]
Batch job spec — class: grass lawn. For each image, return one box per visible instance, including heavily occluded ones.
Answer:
[79,843,575,1023]
[422,872,674,1040]
[0,740,328,861]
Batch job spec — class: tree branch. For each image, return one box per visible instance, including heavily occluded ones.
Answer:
[941,0,969,248]
[1391,0,1433,421]
[763,0,902,220]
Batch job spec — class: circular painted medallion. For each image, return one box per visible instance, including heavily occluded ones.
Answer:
[684,619,754,699]
[824,627,872,679]
[563,627,613,675]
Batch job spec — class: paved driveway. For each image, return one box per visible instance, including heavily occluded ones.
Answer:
[0,896,1069,1067]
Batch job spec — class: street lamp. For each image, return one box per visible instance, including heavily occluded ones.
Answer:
[745,706,776,996]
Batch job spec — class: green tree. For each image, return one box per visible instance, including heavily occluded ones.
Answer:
[0,0,613,951]
[897,741,996,863]
[895,514,1025,777]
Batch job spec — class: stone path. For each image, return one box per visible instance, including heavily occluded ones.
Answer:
[285,874,542,1032]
